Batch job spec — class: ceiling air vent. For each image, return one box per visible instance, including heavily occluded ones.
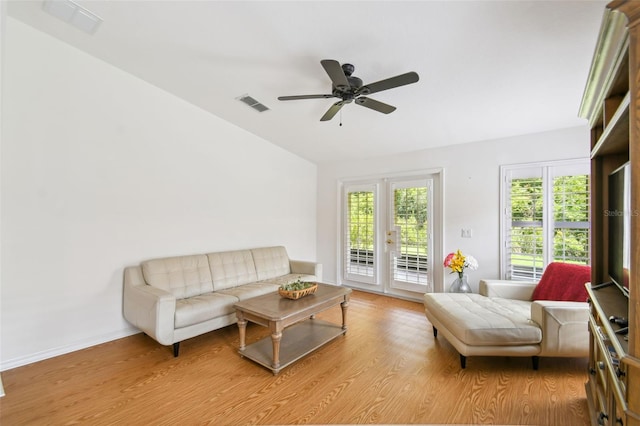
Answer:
[237,94,270,112]
[42,0,103,35]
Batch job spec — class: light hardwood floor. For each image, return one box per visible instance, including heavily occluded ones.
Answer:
[0,290,590,425]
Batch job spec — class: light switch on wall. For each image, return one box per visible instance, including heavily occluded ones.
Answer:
[461,228,472,238]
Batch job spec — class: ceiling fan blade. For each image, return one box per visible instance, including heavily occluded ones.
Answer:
[321,59,350,92]
[320,101,346,121]
[355,97,396,114]
[278,94,334,101]
[357,71,419,96]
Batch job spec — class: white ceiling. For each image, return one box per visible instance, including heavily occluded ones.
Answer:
[7,0,608,164]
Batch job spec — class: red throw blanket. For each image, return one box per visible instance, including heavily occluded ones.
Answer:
[530,262,591,302]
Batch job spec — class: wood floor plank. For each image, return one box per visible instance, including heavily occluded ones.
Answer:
[0,290,590,425]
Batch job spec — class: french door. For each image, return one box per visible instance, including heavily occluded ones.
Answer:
[387,178,433,293]
[342,173,439,296]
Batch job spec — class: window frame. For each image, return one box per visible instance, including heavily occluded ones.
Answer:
[500,159,590,280]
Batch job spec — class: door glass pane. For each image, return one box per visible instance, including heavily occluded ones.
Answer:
[392,183,430,287]
[345,189,375,280]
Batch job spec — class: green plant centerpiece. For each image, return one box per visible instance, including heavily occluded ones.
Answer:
[278,279,318,299]
[280,279,314,292]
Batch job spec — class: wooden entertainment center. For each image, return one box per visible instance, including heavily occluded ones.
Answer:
[579,1,639,425]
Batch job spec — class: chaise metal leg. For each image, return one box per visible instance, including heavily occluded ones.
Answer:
[173,342,180,357]
[532,356,539,370]
[460,354,467,369]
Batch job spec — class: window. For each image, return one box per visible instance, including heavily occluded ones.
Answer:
[501,160,590,280]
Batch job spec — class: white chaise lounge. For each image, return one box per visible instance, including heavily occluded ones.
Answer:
[423,262,591,369]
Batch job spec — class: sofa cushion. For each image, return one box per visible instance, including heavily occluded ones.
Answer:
[251,246,291,281]
[207,250,258,291]
[142,254,214,299]
[174,292,239,328]
[260,274,317,286]
[218,282,280,301]
[423,293,541,346]
[531,262,591,302]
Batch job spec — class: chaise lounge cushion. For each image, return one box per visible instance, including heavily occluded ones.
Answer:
[530,262,591,302]
[423,293,542,346]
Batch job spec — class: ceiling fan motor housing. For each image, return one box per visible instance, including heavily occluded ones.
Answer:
[333,63,363,100]
[341,63,355,76]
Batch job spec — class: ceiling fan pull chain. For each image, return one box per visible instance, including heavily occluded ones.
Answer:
[340,109,343,127]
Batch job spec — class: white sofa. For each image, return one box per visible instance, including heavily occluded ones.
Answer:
[123,246,322,356]
[423,275,590,369]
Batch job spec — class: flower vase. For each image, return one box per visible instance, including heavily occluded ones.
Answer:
[449,273,472,293]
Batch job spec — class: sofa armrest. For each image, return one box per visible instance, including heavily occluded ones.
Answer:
[479,279,537,300]
[290,260,323,282]
[123,266,176,346]
[531,300,590,357]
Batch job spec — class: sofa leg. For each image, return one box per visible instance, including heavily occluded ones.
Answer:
[532,356,539,370]
[173,342,180,357]
[432,326,438,338]
[460,354,467,369]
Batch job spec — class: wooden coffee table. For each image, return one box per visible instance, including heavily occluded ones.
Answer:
[234,283,351,375]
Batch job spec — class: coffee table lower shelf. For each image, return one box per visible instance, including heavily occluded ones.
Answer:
[239,319,346,374]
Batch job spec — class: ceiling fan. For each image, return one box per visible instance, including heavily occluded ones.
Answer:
[278,59,419,122]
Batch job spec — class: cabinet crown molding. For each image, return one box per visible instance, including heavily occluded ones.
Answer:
[579,8,628,126]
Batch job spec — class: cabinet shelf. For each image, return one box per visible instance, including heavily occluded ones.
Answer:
[588,283,629,354]
[586,283,640,424]
[591,91,630,158]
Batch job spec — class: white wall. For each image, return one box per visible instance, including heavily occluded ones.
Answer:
[0,18,317,370]
[317,126,590,294]
[0,0,7,397]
